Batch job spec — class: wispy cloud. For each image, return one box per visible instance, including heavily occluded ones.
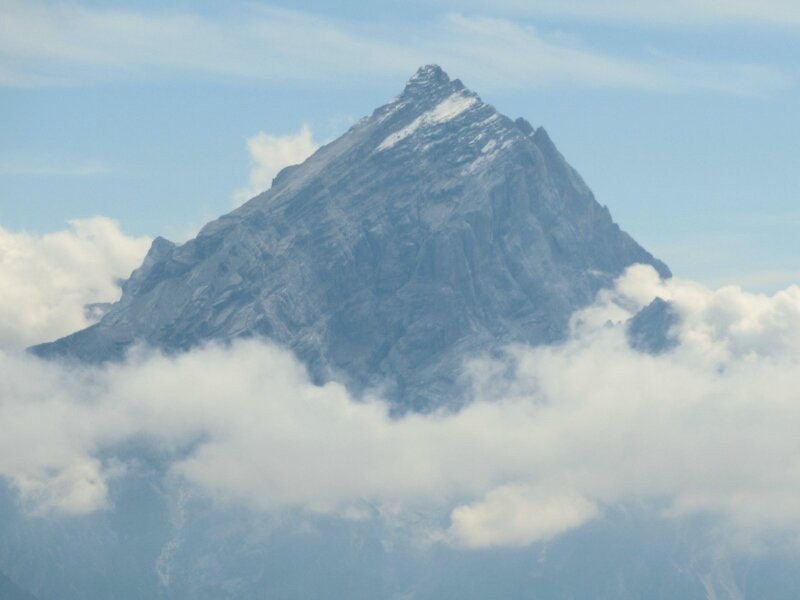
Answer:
[0,158,115,177]
[436,14,790,96]
[0,1,789,96]
[445,0,800,28]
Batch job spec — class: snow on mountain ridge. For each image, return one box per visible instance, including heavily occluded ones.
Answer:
[376,91,480,151]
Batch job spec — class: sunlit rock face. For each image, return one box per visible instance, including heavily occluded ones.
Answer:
[31,65,668,409]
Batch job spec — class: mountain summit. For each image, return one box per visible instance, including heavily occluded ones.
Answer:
[32,65,669,408]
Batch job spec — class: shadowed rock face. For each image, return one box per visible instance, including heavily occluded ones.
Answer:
[627,297,680,354]
[31,65,669,409]
[0,571,38,600]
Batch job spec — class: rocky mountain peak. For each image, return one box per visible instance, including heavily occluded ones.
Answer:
[31,65,670,410]
[403,64,453,92]
[386,64,472,116]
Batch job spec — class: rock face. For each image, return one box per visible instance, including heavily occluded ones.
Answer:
[31,65,669,408]
[0,571,37,600]
[627,297,680,354]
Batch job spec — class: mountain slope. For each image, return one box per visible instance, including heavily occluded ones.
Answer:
[0,571,37,600]
[32,65,669,408]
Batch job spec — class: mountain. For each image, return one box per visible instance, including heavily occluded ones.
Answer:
[31,64,669,409]
[627,297,680,353]
[14,65,797,600]
[0,571,37,600]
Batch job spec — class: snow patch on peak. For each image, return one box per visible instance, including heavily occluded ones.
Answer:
[463,138,516,175]
[426,93,478,125]
[377,93,479,152]
[377,98,409,123]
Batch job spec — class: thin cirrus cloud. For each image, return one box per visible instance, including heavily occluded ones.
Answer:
[0,0,790,96]
[4,219,800,550]
[0,158,115,177]
[453,0,800,27]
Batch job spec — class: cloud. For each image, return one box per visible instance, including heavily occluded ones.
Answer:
[449,0,800,28]
[576,264,800,364]
[6,238,800,549]
[0,157,114,177]
[233,125,319,204]
[0,217,150,349]
[447,485,599,548]
[0,1,789,96]
[437,14,789,96]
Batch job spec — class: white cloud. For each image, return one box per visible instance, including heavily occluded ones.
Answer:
[233,125,319,204]
[453,0,800,27]
[436,14,789,96]
[576,264,800,365]
[447,485,598,548]
[0,217,150,349]
[0,1,788,96]
[0,157,113,177]
[6,255,800,550]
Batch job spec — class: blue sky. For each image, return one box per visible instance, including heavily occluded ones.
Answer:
[1,0,798,290]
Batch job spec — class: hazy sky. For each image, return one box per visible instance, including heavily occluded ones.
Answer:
[1,0,798,290]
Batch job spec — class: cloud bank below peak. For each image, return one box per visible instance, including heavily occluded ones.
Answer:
[3,218,800,551]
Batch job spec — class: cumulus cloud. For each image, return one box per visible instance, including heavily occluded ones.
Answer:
[0,217,150,349]
[233,125,319,204]
[447,485,599,548]
[5,258,800,550]
[578,264,800,365]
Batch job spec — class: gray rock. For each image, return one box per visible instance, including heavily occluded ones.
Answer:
[0,571,38,600]
[627,297,680,354]
[31,64,670,409]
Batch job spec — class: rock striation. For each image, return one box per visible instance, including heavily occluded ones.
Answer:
[32,65,669,408]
